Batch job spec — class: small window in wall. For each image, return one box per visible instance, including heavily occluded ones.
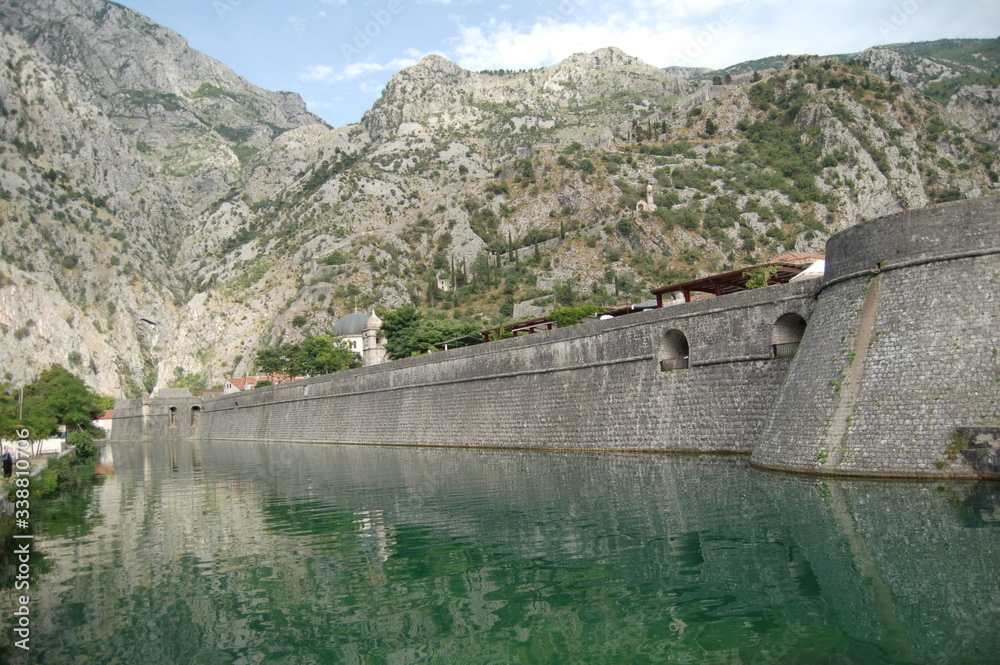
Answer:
[771,313,807,358]
[190,405,201,428]
[659,329,690,372]
[168,406,178,428]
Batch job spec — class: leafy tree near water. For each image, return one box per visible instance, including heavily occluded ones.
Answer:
[256,335,361,377]
[68,429,96,460]
[0,388,18,437]
[0,365,106,439]
[380,306,480,359]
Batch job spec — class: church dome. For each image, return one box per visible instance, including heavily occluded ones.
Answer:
[333,312,369,337]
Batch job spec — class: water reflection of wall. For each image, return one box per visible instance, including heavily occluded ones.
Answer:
[4,443,314,660]
[7,442,997,663]
[243,443,997,663]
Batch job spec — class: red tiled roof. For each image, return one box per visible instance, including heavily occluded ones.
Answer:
[225,374,307,390]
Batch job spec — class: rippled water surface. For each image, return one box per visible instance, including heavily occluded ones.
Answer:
[2,441,998,664]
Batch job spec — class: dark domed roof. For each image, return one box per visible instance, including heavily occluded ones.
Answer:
[333,312,369,337]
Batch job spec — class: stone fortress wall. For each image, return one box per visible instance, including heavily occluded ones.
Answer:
[752,197,1000,477]
[113,199,1000,478]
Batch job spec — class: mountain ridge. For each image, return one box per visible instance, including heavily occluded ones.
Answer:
[0,0,996,398]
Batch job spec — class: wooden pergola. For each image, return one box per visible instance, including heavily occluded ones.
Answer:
[480,316,556,342]
[651,253,824,306]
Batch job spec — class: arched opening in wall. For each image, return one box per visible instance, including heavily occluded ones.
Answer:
[771,313,807,358]
[190,405,201,428]
[168,406,178,428]
[659,329,690,372]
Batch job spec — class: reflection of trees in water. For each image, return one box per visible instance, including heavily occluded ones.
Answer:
[3,441,997,663]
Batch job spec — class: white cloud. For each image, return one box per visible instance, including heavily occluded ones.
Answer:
[446,2,768,72]
[298,57,420,84]
[300,65,338,82]
[448,16,714,71]
[303,97,343,111]
[359,81,386,94]
[286,15,307,35]
[444,0,996,72]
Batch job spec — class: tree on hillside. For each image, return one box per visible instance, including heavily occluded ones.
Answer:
[549,305,602,328]
[256,335,360,377]
[167,367,207,395]
[380,306,480,359]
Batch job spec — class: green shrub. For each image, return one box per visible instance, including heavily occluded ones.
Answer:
[68,429,96,460]
[549,305,601,328]
[319,252,347,266]
[744,265,779,289]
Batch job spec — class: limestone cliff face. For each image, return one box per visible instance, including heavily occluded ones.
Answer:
[0,1,996,398]
[946,85,1000,144]
[0,0,323,209]
[1,0,316,125]
[363,47,691,149]
[0,24,182,395]
[0,0,324,394]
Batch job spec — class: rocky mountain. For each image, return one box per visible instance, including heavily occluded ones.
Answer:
[0,0,324,396]
[0,0,996,397]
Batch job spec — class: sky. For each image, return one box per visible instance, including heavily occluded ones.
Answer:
[113,0,1000,128]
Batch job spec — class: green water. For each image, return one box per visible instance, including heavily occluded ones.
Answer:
[2,441,998,664]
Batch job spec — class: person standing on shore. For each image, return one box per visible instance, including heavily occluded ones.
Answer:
[2,442,13,477]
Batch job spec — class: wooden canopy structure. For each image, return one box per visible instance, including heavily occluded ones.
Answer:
[480,316,557,342]
[596,300,660,319]
[650,253,824,306]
